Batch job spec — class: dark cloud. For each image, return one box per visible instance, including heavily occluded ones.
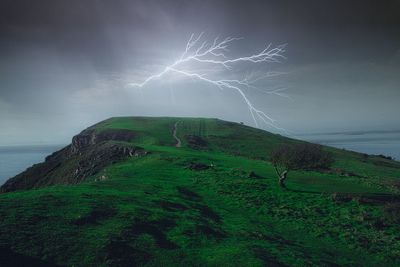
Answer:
[0,0,399,144]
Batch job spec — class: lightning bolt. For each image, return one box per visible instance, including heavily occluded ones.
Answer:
[128,33,288,132]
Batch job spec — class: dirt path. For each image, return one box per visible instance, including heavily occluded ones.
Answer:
[173,121,181,147]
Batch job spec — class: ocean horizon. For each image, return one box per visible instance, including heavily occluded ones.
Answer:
[300,130,400,160]
[0,144,65,186]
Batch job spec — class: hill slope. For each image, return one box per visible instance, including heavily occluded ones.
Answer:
[1,117,400,266]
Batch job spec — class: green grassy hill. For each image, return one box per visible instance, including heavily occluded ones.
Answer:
[1,117,400,266]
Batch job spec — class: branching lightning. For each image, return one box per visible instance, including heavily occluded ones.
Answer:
[128,33,288,132]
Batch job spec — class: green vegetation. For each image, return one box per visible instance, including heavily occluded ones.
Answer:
[1,117,400,266]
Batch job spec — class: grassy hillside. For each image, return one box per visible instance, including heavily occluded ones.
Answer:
[1,117,400,266]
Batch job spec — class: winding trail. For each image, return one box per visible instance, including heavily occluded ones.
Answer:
[173,121,182,148]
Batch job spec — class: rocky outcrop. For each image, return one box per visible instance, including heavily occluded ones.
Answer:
[187,162,210,171]
[71,129,136,153]
[0,129,146,193]
[186,135,208,150]
[68,141,147,182]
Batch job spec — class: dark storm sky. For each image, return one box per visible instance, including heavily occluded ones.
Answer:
[0,0,399,144]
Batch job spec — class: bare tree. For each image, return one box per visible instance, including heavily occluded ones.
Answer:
[270,145,292,189]
[270,143,333,189]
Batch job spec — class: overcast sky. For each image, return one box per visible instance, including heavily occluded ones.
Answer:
[0,0,399,145]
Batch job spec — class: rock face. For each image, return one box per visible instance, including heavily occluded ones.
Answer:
[71,129,136,153]
[0,129,146,193]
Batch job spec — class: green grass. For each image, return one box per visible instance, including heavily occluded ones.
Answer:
[1,116,400,266]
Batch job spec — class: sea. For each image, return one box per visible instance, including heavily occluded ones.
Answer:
[0,145,64,186]
[0,131,399,186]
[299,130,400,160]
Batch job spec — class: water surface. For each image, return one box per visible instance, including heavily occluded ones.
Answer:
[0,145,64,185]
[300,131,400,160]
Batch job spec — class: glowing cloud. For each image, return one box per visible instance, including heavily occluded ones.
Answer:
[128,33,287,131]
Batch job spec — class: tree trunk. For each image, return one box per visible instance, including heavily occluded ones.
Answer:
[278,170,288,189]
